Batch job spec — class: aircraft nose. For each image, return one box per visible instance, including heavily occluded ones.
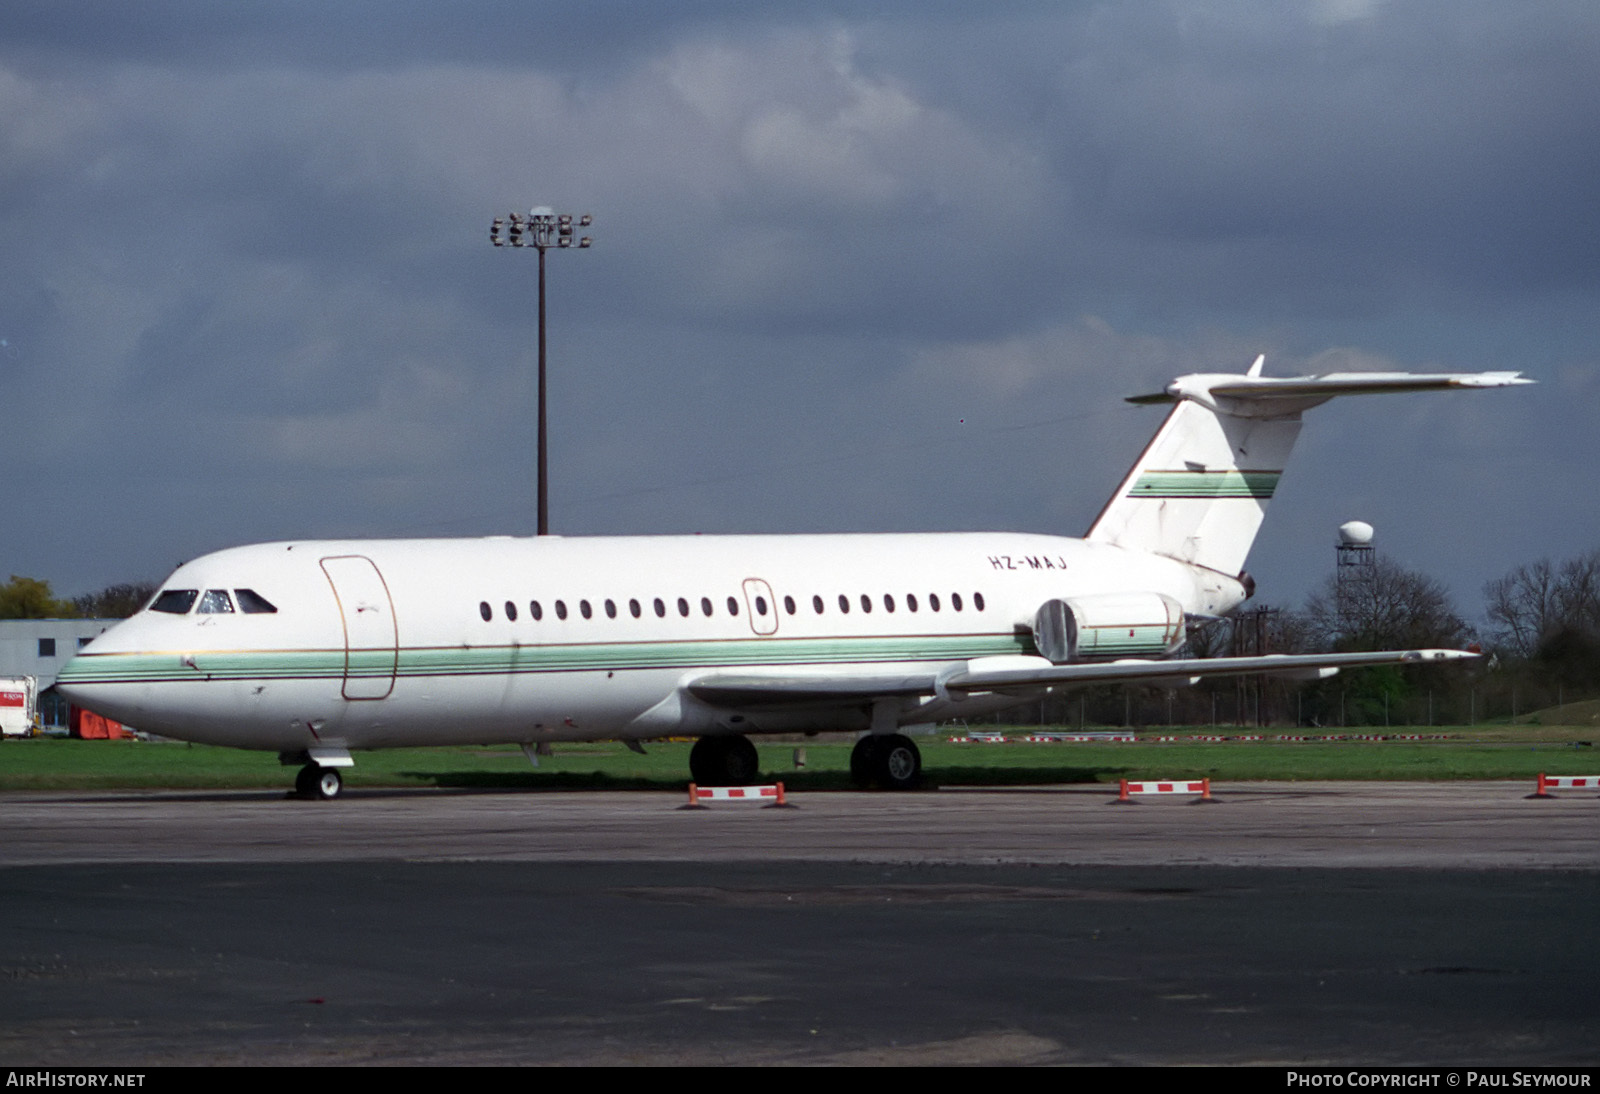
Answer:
[55,654,110,709]
[55,642,145,724]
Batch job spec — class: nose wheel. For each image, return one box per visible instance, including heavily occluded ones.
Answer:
[294,764,343,800]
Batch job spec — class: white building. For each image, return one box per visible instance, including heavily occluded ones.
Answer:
[0,619,121,727]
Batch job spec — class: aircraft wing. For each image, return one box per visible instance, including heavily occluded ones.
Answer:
[686,648,1476,709]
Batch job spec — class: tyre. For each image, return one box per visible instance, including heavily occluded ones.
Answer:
[722,735,759,785]
[295,764,342,800]
[689,737,728,784]
[873,734,921,791]
[849,735,881,787]
[314,768,343,800]
[690,734,760,786]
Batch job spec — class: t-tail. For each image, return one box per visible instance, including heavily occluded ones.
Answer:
[1085,356,1532,578]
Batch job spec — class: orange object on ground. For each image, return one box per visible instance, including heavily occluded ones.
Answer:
[70,706,132,740]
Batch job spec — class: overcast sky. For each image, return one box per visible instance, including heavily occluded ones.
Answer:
[3,1,1596,623]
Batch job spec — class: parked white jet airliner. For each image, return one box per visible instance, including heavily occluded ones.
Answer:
[58,360,1529,798]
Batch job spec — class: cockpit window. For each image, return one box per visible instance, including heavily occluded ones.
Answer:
[235,589,278,614]
[150,589,198,614]
[198,589,235,614]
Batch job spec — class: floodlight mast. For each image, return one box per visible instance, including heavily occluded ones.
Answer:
[489,208,594,536]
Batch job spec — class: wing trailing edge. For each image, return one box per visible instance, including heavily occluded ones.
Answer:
[686,648,1476,710]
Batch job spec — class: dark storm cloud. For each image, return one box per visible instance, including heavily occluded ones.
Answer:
[0,1,1594,622]
[0,1,1046,72]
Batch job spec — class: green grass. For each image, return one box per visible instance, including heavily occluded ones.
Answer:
[2,727,1598,791]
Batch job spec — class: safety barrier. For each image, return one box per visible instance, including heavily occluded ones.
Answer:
[684,782,789,808]
[1112,777,1215,804]
[1528,773,1600,799]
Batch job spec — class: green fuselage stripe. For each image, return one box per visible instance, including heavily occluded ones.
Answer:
[59,632,1035,685]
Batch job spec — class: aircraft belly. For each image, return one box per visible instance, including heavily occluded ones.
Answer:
[325,667,681,747]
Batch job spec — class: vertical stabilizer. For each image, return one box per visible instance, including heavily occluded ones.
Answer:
[1086,362,1532,577]
[1086,396,1300,576]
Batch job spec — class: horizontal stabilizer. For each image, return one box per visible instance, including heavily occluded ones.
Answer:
[1128,369,1533,413]
[1090,360,1532,575]
[687,648,1476,709]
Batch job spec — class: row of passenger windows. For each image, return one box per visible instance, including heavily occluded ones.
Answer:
[478,590,987,623]
[149,588,279,615]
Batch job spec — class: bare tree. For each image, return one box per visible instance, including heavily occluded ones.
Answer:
[1485,549,1600,657]
[1305,557,1469,652]
[1486,549,1600,696]
[1485,558,1560,658]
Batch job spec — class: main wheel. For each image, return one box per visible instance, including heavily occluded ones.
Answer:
[722,735,759,785]
[689,737,727,784]
[689,735,760,786]
[295,764,342,800]
[849,735,882,788]
[872,734,922,791]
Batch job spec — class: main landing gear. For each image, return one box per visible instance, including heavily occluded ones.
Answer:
[293,764,343,800]
[688,733,922,789]
[850,734,922,791]
[689,734,761,786]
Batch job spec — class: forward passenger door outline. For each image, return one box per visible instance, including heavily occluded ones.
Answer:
[320,555,399,700]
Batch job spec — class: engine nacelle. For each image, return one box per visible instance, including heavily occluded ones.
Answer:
[1032,593,1185,665]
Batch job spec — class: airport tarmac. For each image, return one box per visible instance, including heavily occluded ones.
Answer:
[3,783,1598,1065]
[2,780,1597,869]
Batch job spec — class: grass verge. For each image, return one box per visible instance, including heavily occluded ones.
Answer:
[2,727,1597,792]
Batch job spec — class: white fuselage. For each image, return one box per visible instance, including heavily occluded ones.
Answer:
[57,531,1245,753]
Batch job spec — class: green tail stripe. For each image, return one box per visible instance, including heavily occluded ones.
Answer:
[1130,470,1279,499]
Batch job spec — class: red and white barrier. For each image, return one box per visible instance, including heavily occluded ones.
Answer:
[685,782,788,807]
[1529,773,1600,799]
[1113,777,1215,803]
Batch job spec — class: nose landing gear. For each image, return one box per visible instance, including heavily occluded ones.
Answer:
[281,749,351,800]
[293,764,343,800]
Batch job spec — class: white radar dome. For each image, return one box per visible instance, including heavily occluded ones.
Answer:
[1338,521,1374,546]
